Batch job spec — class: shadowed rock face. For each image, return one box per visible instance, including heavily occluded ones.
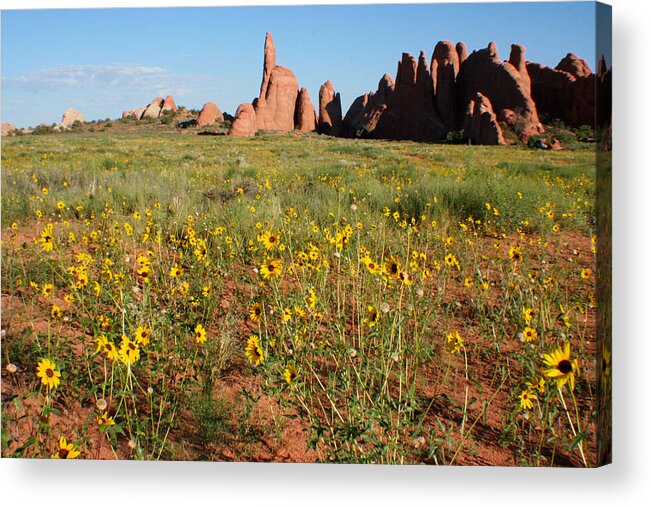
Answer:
[295,88,317,132]
[431,40,460,131]
[161,96,177,113]
[318,80,343,136]
[229,103,257,137]
[343,73,394,137]
[374,51,446,141]
[527,60,596,128]
[196,102,224,127]
[142,97,164,119]
[463,92,505,145]
[456,42,468,65]
[457,42,543,140]
[508,44,531,95]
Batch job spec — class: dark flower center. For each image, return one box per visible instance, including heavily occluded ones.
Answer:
[46,368,54,378]
[558,359,573,374]
[59,448,70,459]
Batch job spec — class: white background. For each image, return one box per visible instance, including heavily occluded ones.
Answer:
[1,0,649,505]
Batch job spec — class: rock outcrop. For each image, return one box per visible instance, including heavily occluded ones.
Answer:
[295,88,317,132]
[196,102,224,127]
[431,40,460,131]
[122,107,146,120]
[1,122,16,136]
[161,95,177,113]
[318,80,343,136]
[343,74,393,136]
[60,108,84,129]
[374,51,446,141]
[141,97,164,119]
[463,93,505,145]
[508,44,531,94]
[456,42,543,140]
[556,53,592,78]
[253,33,299,131]
[228,103,257,137]
[527,57,595,128]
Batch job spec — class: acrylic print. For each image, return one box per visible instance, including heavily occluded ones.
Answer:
[1,2,612,466]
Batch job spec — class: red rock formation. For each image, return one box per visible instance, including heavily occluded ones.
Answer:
[556,53,592,78]
[295,88,317,132]
[508,44,531,94]
[457,42,543,140]
[463,93,505,145]
[1,122,16,136]
[318,80,343,136]
[343,73,394,136]
[374,51,446,141]
[260,32,276,99]
[596,55,612,129]
[253,33,299,131]
[161,95,177,113]
[142,97,163,119]
[431,40,460,131]
[228,103,257,137]
[456,42,468,65]
[527,61,595,128]
[196,102,224,127]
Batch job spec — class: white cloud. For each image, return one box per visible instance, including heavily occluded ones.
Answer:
[1,63,219,100]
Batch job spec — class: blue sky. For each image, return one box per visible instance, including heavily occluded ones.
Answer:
[1,2,603,128]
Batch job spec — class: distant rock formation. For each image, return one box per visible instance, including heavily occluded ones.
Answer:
[343,74,393,136]
[373,51,446,141]
[527,55,595,128]
[60,108,84,129]
[431,40,460,131]
[229,103,257,137]
[254,32,299,131]
[508,44,531,94]
[295,88,317,132]
[196,102,224,127]
[161,95,178,113]
[463,93,505,145]
[1,122,16,136]
[318,80,343,136]
[556,53,593,79]
[122,107,146,120]
[141,97,164,119]
[456,42,543,140]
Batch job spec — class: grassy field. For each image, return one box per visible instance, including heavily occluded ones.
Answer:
[1,131,599,465]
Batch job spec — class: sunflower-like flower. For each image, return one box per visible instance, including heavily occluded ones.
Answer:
[134,326,151,346]
[522,307,535,324]
[37,359,61,391]
[194,323,207,344]
[245,335,264,366]
[383,256,402,278]
[169,264,184,278]
[508,245,523,262]
[446,331,464,355]
[97,412,116,430]
[51,436,80,459]
[543,342,579,391]
[118,336,140,366]
[522,327,538,342]
[96,335,119,361]
[282,364,298,386]
[519,389,536,410]
[249,302,263,322]
[363,305,380,328]
[260,230,280,251]
[39,224,55,252]
[260,258,282,280]
[360,255,381,275]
